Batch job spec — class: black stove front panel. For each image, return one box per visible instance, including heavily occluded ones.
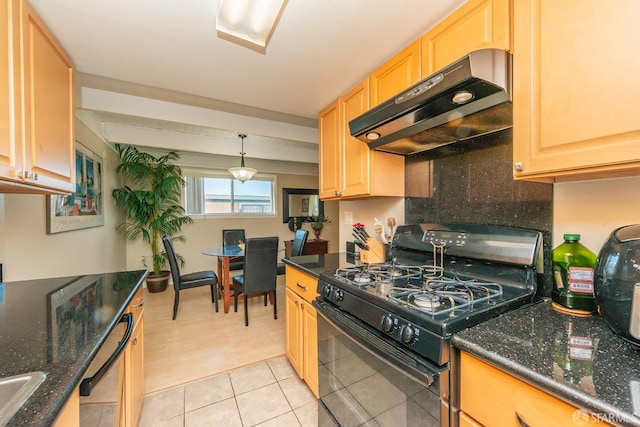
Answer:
[319,275,449,365]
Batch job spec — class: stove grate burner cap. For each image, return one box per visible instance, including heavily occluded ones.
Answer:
[353,273,373,283]
[413,293,442,309]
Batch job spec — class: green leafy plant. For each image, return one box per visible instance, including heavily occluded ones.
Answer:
[310,215,331,230]
[112,144,193,276]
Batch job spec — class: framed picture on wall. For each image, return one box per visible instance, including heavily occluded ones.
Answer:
[46,143,104,234]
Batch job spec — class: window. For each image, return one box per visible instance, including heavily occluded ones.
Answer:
[183,171,276,218]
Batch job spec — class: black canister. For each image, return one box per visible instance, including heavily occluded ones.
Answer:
[594,224,640,345]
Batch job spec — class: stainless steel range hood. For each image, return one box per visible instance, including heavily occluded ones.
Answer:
[349,49,512,156]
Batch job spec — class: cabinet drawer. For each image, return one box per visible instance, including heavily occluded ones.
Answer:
[285,267,318,303]
[460,352,613,427]
[127,287,145,327]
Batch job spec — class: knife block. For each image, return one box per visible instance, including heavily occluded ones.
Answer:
[360,238,386,264]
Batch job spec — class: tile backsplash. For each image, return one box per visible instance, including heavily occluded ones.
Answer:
[404,129,554,295]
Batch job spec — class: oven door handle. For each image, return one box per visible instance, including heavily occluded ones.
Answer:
[79,312,133,396]
[314,299,444,386]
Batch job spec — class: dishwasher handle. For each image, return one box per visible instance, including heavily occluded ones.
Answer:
[80,312,133,396]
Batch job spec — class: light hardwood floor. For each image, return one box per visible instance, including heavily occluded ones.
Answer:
[143,276,287,394]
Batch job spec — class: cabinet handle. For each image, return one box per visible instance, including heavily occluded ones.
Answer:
[514,162,524,172]
[132,338,138,346]
[296,282,309,291]
[295,300,299,307]
[515,412,530,427]
[21,171,39,180]
[131,298,145,308]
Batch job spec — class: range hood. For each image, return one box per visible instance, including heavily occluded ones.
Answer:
[349,48,512,156]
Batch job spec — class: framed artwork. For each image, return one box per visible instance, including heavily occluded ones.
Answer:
[48,275,104,361]
[47,143,104,234]
[301,197,309,213]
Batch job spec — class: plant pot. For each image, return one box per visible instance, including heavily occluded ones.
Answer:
[146,271,170,293]
[312,228,322,240]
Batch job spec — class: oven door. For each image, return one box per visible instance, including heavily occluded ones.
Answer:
[314,299,446,427]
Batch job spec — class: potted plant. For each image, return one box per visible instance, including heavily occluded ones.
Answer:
[112,144,193,293]
[309,215,331,240]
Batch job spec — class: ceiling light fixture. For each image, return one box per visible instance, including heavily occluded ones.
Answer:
[228,134,257,183]
[216,0,288,54]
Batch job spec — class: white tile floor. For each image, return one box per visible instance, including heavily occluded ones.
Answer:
[137,355,318,427]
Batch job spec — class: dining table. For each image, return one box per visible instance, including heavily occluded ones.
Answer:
[202,245,244,314]
[202,245,286,314]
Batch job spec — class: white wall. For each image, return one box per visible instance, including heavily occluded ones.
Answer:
[0,121,127,281]
[553,176,640,255]
[337,197,405,253]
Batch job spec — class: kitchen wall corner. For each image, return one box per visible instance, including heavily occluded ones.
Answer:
[553,176,640,254]
[337,197,405,253]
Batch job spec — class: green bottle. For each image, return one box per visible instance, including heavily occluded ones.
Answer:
[552,234,597,312]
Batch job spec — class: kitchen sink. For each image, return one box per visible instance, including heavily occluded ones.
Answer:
[0,371,46,426]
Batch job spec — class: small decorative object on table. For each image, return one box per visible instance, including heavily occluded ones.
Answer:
[310,215,331,240]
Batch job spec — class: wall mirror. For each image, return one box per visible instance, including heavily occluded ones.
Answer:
[282,188,323,231]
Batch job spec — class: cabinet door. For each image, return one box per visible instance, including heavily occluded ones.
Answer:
[421,0,511,77]
[370,40,421,107]
[459,411,483,427]
[341,79,371,197]
[285,287,303,377]
[0,1,22,183]
[513,0,640,181]
[53,388,80,427]
[460,352,613,427]
[318,99,342,199]
[301,299,319,398]
[125,319,144,427]
[21,1,75,192]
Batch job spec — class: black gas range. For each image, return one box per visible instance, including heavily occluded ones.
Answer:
[316,223,544,366]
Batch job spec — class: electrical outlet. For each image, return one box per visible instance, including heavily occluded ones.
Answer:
[344,212,353,225]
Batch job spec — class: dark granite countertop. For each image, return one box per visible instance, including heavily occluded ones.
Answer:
[452,299,640,427]
[0,270,147,426]
[282,252,359,279]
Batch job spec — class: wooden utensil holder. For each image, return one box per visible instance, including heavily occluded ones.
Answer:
[360,237,386,264]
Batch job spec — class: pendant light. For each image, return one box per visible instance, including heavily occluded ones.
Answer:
[228,134,257,182]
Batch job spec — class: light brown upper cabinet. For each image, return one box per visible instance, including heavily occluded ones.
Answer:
[1,0,75,194]
[318,98,341,200]
[1,1,23,185]
[369,40,421,107]
[513,0,640,182]
[319,79,404,200]
[421,0,511,77]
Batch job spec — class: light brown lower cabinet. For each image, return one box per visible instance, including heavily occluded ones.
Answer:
[460,352,613,426]
[285,266,319,398]
[53,388,80,427]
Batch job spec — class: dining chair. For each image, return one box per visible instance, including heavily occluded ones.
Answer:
[222,229,246,271]
[233,236,279,326]
[277,229,308,275]
[163,235,219,320]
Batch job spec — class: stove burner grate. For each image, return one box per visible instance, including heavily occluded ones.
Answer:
[389,278,503,315]
[335,264,423,287]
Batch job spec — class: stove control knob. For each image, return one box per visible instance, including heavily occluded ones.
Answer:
[334,289,344,302]
[399,324,415,344]
[322,285,333,299]
[380,315,394,333]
